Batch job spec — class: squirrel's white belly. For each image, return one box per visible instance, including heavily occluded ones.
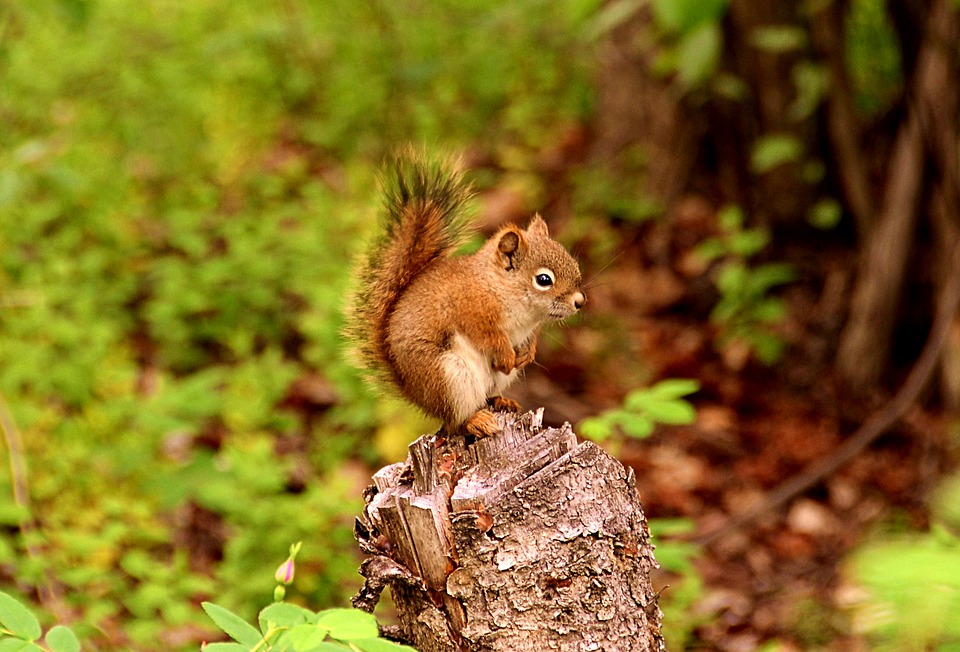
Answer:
[442,332,518,424]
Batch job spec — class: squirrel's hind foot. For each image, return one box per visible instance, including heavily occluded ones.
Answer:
[487,396,522,414]
[464,409,500,438]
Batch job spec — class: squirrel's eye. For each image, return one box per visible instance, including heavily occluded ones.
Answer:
[533,268,555,291]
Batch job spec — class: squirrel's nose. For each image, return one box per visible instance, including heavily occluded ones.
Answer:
[572,291,585,311]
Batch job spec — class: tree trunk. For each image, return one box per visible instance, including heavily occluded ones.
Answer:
[835,0,959,392]
[353,410,665,652]
[590,6,698,207]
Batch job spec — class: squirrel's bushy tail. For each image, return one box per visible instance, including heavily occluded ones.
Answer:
[347,149,473,382]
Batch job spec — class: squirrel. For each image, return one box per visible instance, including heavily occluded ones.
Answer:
[346,150,585,438]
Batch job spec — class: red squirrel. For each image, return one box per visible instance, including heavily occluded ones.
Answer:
[347,151,584,437]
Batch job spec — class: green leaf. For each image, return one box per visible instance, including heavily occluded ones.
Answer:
[578,416,613,442]
[198,644,247,652]
[808,198,842,229]
[353,637,420,651]
[281,623,332,648]
[201,602,262,647]
[750,134,803,173]
[0,641,33,651]
[648,517,697,537]
[259,602,311,634]
[750,25,807,52]
[717,204,745,231]
[647,379,701,400]
[789,62,828,121]
[620,415,655,439]
[676,23,722,87]
[651,0,729,34]
[744,332,786,365]
[716,263,748,295]
[728,229,770,258]
[623,390,652,412]
[585,0,643,40]
[694,237,727,262]
[750,298,787,323]
[314,609,378,641]
[713,72,749,101]
[747,264,795,293]
[649,539,699,573]
[0,592,42,641]
[640,399,697,425]
[44,627,80,652]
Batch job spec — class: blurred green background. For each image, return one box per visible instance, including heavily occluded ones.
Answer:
[0,1,596,648]
[2,0,960,650]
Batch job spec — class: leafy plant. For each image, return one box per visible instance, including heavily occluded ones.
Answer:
[750,134,804,174]
[579,379,699,455]
[844,473,960,651]
[649,519,707,650]
[0,591,80,652]
[202,604,415,652]
[696,205,795,366]
[650,0,730,88]
[202,541,415,651]
[0,0,601,647]
[845,0,903,118]
[586,0,729,89]
[847,527,960,650]
[0,544,417,652]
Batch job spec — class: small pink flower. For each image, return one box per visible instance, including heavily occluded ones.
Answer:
[275,558,295,585]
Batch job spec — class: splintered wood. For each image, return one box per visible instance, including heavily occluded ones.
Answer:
[353,410,665,652]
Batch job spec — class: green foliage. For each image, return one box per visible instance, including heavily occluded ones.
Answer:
[648,0,730,88]
[750,134,804,174]
[651,0,729,34]
[808,198,843,230]
[750,25,808,53]
[0,0,597,649]
[202,604,416,652]
[580,379,700,444]
[847,529,960,650]
[649,519,708,650]
[846,473,960,650]
[845,0,903,118]
[0,592,79,652]
[570,157,662,225]
[696,206,795,365]
[582,0,728,89]
[0,553,417,652]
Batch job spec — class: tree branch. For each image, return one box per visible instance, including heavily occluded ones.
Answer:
[699,238,960,546]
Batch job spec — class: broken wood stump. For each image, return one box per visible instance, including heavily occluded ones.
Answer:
[352,409,665,652]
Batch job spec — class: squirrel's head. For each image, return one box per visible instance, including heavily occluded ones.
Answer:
[492,215,585,321]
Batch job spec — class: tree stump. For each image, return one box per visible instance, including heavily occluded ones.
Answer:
[352,409,665,652]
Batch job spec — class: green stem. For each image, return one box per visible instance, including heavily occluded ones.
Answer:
[251,624,287,652]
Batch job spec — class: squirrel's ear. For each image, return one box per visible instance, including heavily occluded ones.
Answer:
[527,214,549,238]
[496,226,528,271]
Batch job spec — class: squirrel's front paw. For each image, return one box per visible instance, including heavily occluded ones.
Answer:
[490,346,517,375]
[513,339,537,370]
[487,396,521,413]
[464,409,500,438]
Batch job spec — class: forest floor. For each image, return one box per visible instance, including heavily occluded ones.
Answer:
[504,191,956,650]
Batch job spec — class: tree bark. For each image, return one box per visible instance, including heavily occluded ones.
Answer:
[353,410,665,652]
[931,191,960,411]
